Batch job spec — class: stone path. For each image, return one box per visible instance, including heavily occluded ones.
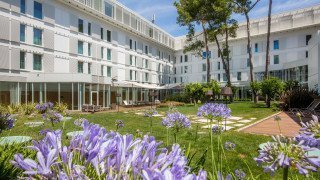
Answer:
[239,112,301,137]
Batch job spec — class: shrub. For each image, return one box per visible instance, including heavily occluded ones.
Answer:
[280,88,318,110]
[261,77,284,108]
[158,101,185,108]
[53,102,69,116]
[165,93,190,103]
[21,103,36,116]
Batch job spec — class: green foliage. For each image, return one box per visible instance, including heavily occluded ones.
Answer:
[165,93,190,103]
[185,82,205,104]
[203,80,221,95]
[0,143,35,179]
[21,103,37,116]
[284,80,300,91]
[54,102,69,116]
[261,77,284,107]
[250,81,261,93]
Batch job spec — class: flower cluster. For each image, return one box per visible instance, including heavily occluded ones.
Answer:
[296,115,320,148]
[12,120,206,179]
[212,125,224,134]
[115,119,124,130]
[42,111,63,124]
[224,142,236,151]
[35,102,54,114]
[162,112,191,129]
[235,169,246,180]
[254,135,320,175]
[197,103,231,120]
[0,113,14,133]
[74,118,87,127]
[144,108,158,117]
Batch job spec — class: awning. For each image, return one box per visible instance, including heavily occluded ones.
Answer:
[122,81,183,90]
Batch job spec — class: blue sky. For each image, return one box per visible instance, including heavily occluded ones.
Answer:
[118,0,320,37]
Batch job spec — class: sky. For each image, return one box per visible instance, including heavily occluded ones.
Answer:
[117,0,320,37]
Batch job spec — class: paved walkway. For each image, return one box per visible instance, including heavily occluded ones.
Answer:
[240,112,301,137]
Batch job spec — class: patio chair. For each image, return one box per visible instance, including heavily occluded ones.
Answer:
[154,99,161,105]
[290,99,320,117]
[123,100,132,108]
[82,104,89,112]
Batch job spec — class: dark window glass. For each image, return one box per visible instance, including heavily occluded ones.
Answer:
[237,72,241,81]
[100,28,104,40]
[78,19,83,33]
[88,63,91,74]
[78,62,83,73]
[306,51,309,58]
[129,39,133,49]
[33,54,42,71]
[184,55,188,62]
[274,55,279,64]
[104,2,113,17]
[20,0,26,14]
[107,30,111,42]
[274,40,279,50]
[78,41,83,54]
[33,28,42,45]
[306,35,312,45]
[34,1,43,19]
[218,62,220,70]
[255,43,258,52]
[88,43,91,56]
[20,51,25,69]
[20,24,26,42]
[88,23,91,35]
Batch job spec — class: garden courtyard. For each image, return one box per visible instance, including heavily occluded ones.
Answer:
[1,101,319,179]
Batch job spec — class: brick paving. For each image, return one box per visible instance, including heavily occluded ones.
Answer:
[240,112,301,137]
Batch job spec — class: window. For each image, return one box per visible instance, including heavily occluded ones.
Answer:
[107,66,112,77]
[202,75,206,82]
[107,49,111,61]
[130,55,136,66]
[78,19,83,33]
[254,43,258,52]
[145,73,149,82]
[33,54,42,71]
[180,77,183,83]
[306,35,312,45]
[223,73,227,81]
[130,70,136,80]
[273,40,279,50]
[274,55,279,64]
[88,23,91,35]
[101,47,104,59]
[174,67,176,74]
[144,59,149,69]
[100,28,104,40]
[33,1,42,19]
[180,56,183,63]
[78,62,83,73]
[202,51,212,59]
[88,63,91,74]
[184,55,188,62]
[306,51,309,58]
[237,72,241,81]
[107,30,111,42]
[129,39,133,49]
[247,59,250,67]
[202,64,207,72]
[218,74,221,82]
[78,41,83,55]
[101,65,104,76]
[88,43,92,56]
[20,24,26,42]
[20,0,26,14]
[218,62,221,70]
[134,41,137,51]
[104,1,113,17]
[184,66,188,73]
[20,51,25,69]
[145,46,148,54]
[33,28,42,45]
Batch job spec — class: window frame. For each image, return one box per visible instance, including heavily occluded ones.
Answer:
[33,54,42,71]
[33,28,43,46]
[33,1,43,19]
[78,41,84,55]
[78,19,84,33]
[20,0,26,14]
[20,51,26,69]
[88,22,91,36]
[20,24,26,42]
[78,61,84,73]
[273,40,279,50]
[274,55,280,64]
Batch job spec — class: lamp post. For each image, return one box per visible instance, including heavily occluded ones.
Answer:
[221,87,233,131]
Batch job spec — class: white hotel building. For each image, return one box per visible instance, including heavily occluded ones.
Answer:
[0,0,320,109]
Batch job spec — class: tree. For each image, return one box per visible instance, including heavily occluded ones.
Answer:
[185,82,204,105]
[250,81,261,102]
[260,77,284,108]
[203,79,221,100]
[264,0,272,79]
[175,0,212,83]
[233,0,260,103]
[207,0,238,88]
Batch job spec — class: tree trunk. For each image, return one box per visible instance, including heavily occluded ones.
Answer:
[266,96,271,108]
[245,12,258,103]
[264,0,272,79]
[202,22,211,83]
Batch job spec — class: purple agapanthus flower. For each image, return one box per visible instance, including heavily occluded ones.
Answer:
[212,125,224,134]
[12,120,206,179]
[74,118,87,127]
[235,169,246,180]
[217,171,232,180]
[296,115,320,148]
[144,108,158,117]
[35,102,54,114]
[0,113,15,133]
[197,103,231,120]
[224,142,236,151]
[162,112,191,130]
[115,120,124,131]
[254,135,320,176]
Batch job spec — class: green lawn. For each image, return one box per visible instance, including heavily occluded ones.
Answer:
[0,101,317,179]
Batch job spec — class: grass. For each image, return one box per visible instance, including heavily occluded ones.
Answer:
[0,101,318,179]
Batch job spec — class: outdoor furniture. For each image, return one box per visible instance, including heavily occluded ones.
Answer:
[123,100,132,107]
[289,99,320,117]
[0,136,32,146]
[82,104,90,112]
[155,99,161,105]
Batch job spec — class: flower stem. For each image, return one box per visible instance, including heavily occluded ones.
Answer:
[166,128,169,146]
[283,167,289,180]
[208,118,217,177]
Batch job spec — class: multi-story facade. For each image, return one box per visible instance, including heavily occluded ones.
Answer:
[174,5,320,99]
[0,0,175,110]
[0,0,320,108]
